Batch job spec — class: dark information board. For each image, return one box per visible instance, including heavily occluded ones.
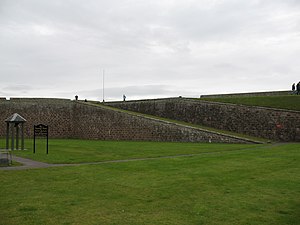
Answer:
[33,124,49,154]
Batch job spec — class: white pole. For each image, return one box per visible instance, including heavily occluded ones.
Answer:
[102,69,105,102]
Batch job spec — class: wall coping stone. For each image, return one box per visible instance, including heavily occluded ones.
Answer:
[184,98,300,113]
[8,98,72,102]
[107,97,300,113]
[200,90,291,98]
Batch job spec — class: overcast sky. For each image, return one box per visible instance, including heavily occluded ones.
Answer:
[1,0,299,101]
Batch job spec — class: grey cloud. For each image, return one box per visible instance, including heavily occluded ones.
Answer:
[59,84,194,101]
[0,84,49,97]
[165,1,298,42]
[0,0,299,100]
[80,85,168,96]
[2,84,35,91]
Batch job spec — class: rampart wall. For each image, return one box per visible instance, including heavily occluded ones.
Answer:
[0,98,75,138]
[0,98,252,143]
[106,98,300,142]
[200,90,290,98]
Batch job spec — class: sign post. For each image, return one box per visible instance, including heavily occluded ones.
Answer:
[33,124,49,154]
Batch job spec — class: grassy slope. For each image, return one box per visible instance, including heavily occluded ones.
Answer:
[199,95,300,111]
[0,143,299,225]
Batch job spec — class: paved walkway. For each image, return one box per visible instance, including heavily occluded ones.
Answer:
[1,154,201,171]
[0,156,52,170]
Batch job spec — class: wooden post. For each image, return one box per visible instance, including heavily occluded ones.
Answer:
[33,125,36,154]
[46,126,49,154]
[16,125,19,150]
[11,125,14,150]
[21,123,25,150]
[6,123,9,150]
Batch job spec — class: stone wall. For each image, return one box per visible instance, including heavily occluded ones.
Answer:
[72,102,253,143]
[0,98,253,143]
[106,98,300,142]
[0,98,75,138]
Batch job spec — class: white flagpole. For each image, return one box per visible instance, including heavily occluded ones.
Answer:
[102,69,105,102]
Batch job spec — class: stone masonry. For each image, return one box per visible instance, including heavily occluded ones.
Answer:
[106,98,300,142]
[0,98,74,138]
[0,98,254,144]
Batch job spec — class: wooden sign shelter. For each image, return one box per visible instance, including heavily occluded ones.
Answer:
[5,113,26,150]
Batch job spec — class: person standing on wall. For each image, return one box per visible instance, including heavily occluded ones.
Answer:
[292,83,295,94]
[297,82,300,95]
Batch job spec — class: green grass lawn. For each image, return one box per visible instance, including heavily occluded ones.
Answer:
[199,95,300,111]
[0,141,299,225]
[1,139,259,164]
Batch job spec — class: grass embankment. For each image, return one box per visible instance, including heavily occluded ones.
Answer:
[200,95,300,111]
[0,142,299,225]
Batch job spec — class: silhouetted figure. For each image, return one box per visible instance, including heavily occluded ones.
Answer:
[297,82,300,95]
[292,83,295,94]
[84,99,87,102]
[75,95,78,101]
[123,94,126,101]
